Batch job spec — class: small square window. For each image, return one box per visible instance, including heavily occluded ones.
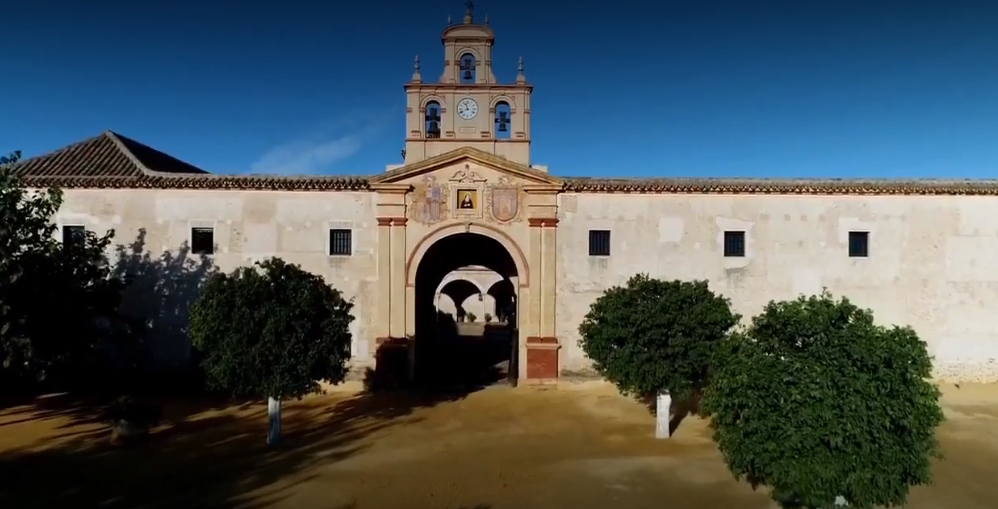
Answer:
[191,227,214,255]
[589,230,611,256]
[724,231,745,257]
[848,231,869,258]
[329,229,352,256]
[62,225,85,247]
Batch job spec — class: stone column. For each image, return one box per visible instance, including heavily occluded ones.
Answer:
[389,218,407,337]
[520,185,561,382]
[525,217,559,381]
[370,184,411,383]
[374,217,392,342]
[540,220,557,338]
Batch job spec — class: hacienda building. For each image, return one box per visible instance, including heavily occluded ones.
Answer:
[13,8,998,384]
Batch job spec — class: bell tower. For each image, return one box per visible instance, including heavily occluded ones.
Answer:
[401,3,533,167]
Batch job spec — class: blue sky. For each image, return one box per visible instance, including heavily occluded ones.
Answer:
[2,0,997,178]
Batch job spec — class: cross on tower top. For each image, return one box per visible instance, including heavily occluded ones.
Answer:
[463,1,474,23]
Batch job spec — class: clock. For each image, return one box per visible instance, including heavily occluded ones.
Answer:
[457,98,479,120]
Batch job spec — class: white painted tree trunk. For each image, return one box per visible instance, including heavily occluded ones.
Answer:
[655,391,672,439]
[267,397,282,445]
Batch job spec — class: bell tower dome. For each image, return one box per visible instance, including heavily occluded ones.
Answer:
[401,3,533,167]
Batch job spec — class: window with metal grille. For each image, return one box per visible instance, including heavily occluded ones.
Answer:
[723,231,745,257]
[62,225,85,247]
[191,227,214,255]
[588,230,611,256]
[329,229,352,256]
[848,231,869,258]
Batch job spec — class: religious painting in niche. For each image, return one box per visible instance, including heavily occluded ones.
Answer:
[457,189,477,210]
[412,175,447,224]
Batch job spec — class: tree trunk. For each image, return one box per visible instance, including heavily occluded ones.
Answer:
[655,391,672,439]
[267,396,282,445]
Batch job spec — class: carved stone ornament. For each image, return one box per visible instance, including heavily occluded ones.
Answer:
[449,163,487,184]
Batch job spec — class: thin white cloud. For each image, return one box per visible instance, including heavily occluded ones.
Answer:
[249,105,398,175]
[250,135,362,175]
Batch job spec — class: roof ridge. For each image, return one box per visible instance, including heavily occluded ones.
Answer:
[102,130,151,175]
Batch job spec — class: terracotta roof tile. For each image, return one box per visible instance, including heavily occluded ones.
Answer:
[11,132,998,196]
[561,177,998,196]
[13,131,208,178]
[11,131,369,191]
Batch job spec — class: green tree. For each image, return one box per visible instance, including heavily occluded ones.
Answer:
[189,257,355,444]
[0,151,127,386]
[578,275,740,402]
[702,292,945,509]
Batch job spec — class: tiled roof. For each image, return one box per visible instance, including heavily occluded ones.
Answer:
[11,131,370,191]
[13,131,208,178]
[561,177,998,196]
[10,131,998,195]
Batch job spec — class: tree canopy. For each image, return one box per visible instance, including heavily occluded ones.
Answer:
[0,151,128,385]
[702,292,945,509]
[189,258,355,400]
[578,274,740,400]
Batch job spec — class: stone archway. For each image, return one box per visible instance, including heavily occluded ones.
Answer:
[411,231,523,388]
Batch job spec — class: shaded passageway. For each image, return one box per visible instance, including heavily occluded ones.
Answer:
[414,233,519,390]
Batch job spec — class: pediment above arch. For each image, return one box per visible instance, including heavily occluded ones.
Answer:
[370,148,562,226]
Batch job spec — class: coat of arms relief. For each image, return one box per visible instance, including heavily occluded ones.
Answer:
[410,175,449,224]
[486,176,523,224]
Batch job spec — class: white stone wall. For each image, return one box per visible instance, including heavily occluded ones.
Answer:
[557,192,998,382]
[54,188,379,367]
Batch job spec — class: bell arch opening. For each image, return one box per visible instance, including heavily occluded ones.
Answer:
[413,232,520,389]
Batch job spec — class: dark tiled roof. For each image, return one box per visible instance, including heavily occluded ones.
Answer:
[11,131,370,191]
[13,131,208,178]
[561,177,998,196]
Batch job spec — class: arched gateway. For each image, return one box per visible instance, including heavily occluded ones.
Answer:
[368,148,563,385]
[413,231,521,386]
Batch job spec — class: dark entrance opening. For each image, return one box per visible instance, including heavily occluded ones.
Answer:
[414,233,519,390]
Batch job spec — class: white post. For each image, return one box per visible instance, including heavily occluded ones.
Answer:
[655,391,672,439]
[267,396,282,445]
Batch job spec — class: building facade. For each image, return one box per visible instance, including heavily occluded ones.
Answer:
[14,9,998,383]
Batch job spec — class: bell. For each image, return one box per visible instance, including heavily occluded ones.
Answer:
[498,121,508,132]
[427,121,440,137]
[463,70,473,81]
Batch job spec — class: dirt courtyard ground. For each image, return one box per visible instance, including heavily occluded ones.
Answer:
[1,381,997,509]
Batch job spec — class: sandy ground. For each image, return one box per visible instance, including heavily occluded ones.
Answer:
[1,381,997,509]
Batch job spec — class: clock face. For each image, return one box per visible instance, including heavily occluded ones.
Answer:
[457,98,478,120]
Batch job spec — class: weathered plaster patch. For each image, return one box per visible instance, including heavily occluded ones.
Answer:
[837,217,876,246]
[791,269,823,297]
[657,217,684,244]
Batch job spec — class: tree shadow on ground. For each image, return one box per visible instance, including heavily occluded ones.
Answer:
[0,385,484,509]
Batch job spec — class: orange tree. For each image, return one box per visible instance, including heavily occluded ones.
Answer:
[702,292,945,509]
[0,151,129,389]
[578,274,739,402]
[189,258,354,444]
